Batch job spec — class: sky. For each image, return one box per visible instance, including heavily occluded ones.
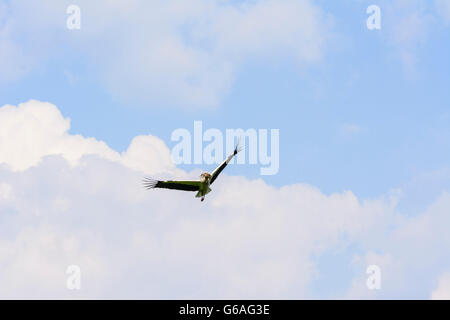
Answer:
[0,0,450,299]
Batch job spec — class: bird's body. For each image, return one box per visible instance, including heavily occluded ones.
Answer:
[143,144,241,201]
[196,172,212,200]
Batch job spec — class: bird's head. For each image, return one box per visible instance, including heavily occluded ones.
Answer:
[200,172,212,183]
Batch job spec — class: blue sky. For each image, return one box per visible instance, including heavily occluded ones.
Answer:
[2,0,449,199]
[1,0,450,299]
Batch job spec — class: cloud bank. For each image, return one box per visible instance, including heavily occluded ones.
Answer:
[1,0,330,108]
[0,100,449,299]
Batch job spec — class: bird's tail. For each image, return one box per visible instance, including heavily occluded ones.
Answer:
[196,187,212,198]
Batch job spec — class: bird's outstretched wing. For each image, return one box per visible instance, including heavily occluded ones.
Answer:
[210,143,243,185]
[143,177,201,192]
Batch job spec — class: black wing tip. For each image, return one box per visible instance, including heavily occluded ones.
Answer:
[234,138,244,155]
[142,177,159,190]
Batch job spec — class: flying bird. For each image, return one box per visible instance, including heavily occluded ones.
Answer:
[143,143,242,202]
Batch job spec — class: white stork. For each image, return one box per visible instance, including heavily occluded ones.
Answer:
[143,143,242,201]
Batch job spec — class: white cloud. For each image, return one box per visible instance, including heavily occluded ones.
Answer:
[0,100,120,171]
[431,272,450,299]
[346,191,450,299]
[1,100,450,299]
[121,135,178,175]
[0,183,13,201]
[0,158,394,298]
[346,252,393,299]
[2,0,330,108]
[0,100,397,298]
[0,100,179,174]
